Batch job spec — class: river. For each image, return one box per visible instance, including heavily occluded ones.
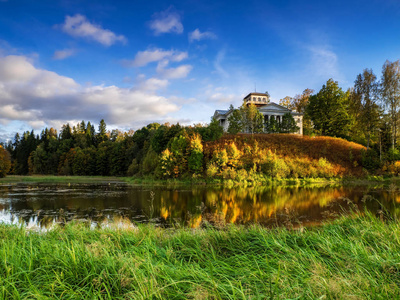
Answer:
[0,182,398,228]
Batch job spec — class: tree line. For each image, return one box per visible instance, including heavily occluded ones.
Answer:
[0,119,223,177]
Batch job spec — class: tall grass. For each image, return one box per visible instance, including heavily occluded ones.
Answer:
[1,212,400,299]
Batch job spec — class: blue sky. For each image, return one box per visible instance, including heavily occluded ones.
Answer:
[1,0,400,141]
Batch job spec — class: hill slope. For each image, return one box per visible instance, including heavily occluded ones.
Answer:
[204,134,366,178]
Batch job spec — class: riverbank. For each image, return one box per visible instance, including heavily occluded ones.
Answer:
[0,175,127,184]
[0,174,396,188]
[1,212,399,299]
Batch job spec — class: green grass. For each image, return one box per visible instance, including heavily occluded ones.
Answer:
[1,213,400,299]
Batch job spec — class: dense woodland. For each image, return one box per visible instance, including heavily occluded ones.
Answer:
[2,59,400,179]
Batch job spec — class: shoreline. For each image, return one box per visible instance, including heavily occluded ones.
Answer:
[0,174,395,187]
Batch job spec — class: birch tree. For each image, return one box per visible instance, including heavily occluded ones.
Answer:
[381,60,400,149]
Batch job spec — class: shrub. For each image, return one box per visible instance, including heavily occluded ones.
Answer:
[222,167,237,180]
[271,158,290,179]
[235,169,248,182]
[386,161,400,176]
[206,162,218,178]
[212,149,229,170]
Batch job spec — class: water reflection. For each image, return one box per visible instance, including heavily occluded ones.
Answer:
[0,183,398,229]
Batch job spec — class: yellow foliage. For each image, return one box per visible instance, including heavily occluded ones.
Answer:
[204,134,366,178]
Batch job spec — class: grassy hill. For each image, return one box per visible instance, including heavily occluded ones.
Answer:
[204,134,366,178]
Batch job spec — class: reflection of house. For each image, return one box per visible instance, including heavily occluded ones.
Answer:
[213,92,303,134]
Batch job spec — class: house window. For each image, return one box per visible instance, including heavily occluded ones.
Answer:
[253,97,256,101]
[258,97,261,102]
[262,98,266,102]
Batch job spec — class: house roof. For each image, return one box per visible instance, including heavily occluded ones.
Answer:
[215,109,229,116]
[259,102,291,111]
[258,102,303,115]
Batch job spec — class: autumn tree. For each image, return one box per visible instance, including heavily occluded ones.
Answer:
[279,96,294,109]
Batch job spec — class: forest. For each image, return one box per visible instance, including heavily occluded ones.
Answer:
[1,59,400,180]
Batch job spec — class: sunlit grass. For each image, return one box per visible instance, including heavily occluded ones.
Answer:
[1,212,400,298]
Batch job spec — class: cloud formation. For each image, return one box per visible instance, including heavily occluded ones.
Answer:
[149,8,183,35]
[0,55,180,130]
[156,60,192,79]
[189,29,216,42]
[125,48,188,67]
[60,14,127,46]
[52,48,75,60]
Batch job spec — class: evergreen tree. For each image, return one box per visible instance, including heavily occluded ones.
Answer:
[96,119,108,144]
[307,79,352,138]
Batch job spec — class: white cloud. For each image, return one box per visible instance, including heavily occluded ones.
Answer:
[156,62,192,79]
[189,29,217,42]
[134,75,169,91]
[60,14,127,46]
[53,49,76,60]
[149,8,183,35]
[125,48,188,67]
[0,54,180,130]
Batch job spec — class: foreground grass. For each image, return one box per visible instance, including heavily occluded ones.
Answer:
[1,213,400,299]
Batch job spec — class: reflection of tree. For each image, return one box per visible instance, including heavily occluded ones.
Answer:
[198,186,366,227]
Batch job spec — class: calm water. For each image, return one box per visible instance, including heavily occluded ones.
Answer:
[0,182,399,228]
